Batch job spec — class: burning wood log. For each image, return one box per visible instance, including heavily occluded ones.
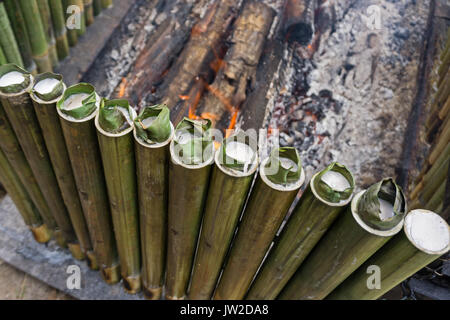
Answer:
[160,0,239,112]
[114,18,190,106]
[200,1,275,129]
[283,0,316,45]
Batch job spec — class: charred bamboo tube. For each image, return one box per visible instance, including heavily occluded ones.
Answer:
[93,0,101,16]
[283,0,316,45]
[0,64,78,252]
[166,118,215,300]
[95,99,141,294]
[328,210,450,300]
[247,162,355,300]
[37,0,59,67]
[0,87,56,233]
[64,0,78,47]
[278,178,407,300]
[30,73,96,265]
[49,0,70,60]
[214,147,306,300]
[57,83,120,284]
[83,0,94,26]
[134,105,173,300]
[0,148,51,243]
[101,0,113,9]
[3,0,37,73]
[0,3,24,67]
[18,0,52,72]
[189,131,259,300]
[201,1,275,126]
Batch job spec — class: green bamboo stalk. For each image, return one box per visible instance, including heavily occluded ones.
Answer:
[328,209,449,300]
[0,88,56,234]
[37,0,59,67]
[93,0,101,16]
[49,0,70,60]
[63,0,78,47]
[30,73,96,265]
[0,148,51,244]
[0,3,24,67]
[278,178,407,300]
[71,0,86,36]
[165,118,214,300]
[57,83,120,284]
[0,64,79,253]
[214,147,306,300]
[4,0,37,73]
[84,0,94,26]
[0,47,6,65]
[95,98,141,294]
[101,0,113,9]
[18,0,52,72]
[189,131,259,300]
[247,162,355,300]
[425,180,446,213]
[134,105,173,300]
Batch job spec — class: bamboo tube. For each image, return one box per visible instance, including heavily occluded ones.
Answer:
[425,180,446,213]
[3,0,37,73]
[101,0,113,9]
[63,0,78,47]
[439,95,449,120]
[0,3,24,67]
[49,0,70,60]
[0,90,56,233]
[429,125,449,165]
[95,99,141,294]
[18,0,52,72]
[72,0,86,36]
[84,0,94,26]
[57,83,120,284]
[214,147,306,300]
[0,148,51,243]
[37,0,59,67]
[0,47,6,65]
[278,178,407,300]
[30,73,96,265]
[247,162,355,300]
[93,0,101,16]
[328,210,450,300]
[0,64,79,252]
[166,118,215,300]
[134,105,173,300]
[189,131,259,300]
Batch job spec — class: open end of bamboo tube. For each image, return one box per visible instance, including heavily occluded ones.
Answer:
[86,251,99,270]
[100,264,121,285]
[143,286,162,300]
[0,64,32,96]
[311,163,355,206]
[30,224,52,243]
[134,122,175,149]
[95,99,137,136]
[30,72,65,103]
[404,210,450,255]
[56,83,101,123]
[134,105,173,145]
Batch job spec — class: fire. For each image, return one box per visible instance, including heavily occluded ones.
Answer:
[118,78,127,98]
[226,111,238,138]
[179,95,190,101]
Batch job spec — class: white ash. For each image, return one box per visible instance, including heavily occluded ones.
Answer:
[0,71,25,87]
[34,78,60,95]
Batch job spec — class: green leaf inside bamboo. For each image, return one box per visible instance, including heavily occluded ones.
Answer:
[98,98,134,134]
[173,117,213,165]
[313,162,355,203]
[264,147,302,185]
[218,130,258,173]
[134,105,171,143]
[357,178,406,231]
[31,72,64,101]
[0,64,31,94]
[57,83,99,120]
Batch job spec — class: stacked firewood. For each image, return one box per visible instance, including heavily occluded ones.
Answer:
[0,0,113,74]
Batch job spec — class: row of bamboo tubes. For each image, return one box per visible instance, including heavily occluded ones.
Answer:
[0,0,113,74]
[0,63,448,300]
[409,28,450,218]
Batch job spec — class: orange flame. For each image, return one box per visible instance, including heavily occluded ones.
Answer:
[118,78,127,98]
[226,111,238,138]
